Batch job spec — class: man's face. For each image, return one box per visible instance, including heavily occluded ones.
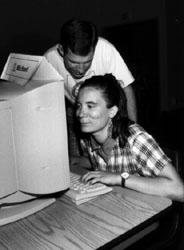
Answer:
[63,48,94,79]
[76,87,112,138]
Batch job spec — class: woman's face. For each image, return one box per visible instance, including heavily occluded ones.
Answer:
[76,87,113,139]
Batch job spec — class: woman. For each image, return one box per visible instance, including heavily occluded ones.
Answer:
[75,74,184,202]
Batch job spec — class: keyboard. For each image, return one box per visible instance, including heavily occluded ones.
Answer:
[65,172,113,205]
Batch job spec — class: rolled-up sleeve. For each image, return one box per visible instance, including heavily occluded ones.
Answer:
[131,132,171,176]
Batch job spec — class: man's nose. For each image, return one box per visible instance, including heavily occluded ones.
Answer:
[78,64,85,73]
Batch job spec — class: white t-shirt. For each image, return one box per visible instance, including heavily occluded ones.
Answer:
[44,37,134,103]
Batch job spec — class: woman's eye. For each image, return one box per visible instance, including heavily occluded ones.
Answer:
[88,105,94,109]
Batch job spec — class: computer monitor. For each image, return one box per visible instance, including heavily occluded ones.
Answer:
[0,79,70,225]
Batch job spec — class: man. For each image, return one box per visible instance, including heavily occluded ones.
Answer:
[44,18,137,156]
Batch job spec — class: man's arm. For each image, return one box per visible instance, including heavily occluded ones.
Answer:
[123,84,137,122]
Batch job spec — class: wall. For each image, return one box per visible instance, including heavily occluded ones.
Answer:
[165,0,184,110]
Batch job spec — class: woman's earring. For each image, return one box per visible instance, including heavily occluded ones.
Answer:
[108,120,113,138]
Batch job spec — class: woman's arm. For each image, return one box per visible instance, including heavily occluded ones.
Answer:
[125,163,184,202]
[81,163,184,202]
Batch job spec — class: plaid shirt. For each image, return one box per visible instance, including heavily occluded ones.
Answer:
[80,124,171,177]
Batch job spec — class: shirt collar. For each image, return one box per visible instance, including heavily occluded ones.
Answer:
[90,136,116,163]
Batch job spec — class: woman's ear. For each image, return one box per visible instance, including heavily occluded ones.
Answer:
[109,106,118,118]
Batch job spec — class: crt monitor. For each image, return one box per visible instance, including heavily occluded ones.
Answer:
[0,79,70,225]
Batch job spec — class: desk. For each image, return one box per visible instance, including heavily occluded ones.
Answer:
[0,172,172,250]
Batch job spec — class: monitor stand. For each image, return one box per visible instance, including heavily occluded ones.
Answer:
[0,192,55,226]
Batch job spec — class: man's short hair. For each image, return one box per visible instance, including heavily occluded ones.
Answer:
[60,18,98,55]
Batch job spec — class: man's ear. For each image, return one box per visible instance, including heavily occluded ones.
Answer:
[109,106,118,118]
[58,44,64,56]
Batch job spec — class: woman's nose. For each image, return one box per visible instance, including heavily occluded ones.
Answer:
[77,107,86,118]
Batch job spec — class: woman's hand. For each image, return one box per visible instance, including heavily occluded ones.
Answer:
[81,171,121,186]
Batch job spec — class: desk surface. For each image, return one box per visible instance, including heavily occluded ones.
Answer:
[0,182,172,250]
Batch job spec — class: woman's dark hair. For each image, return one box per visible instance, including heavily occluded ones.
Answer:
[60,18,98,55]
[78,74,134,148]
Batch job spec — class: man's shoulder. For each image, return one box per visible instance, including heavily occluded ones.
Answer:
[94,37,118,58]
[44,44,59,56]
[97,37,114,48]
